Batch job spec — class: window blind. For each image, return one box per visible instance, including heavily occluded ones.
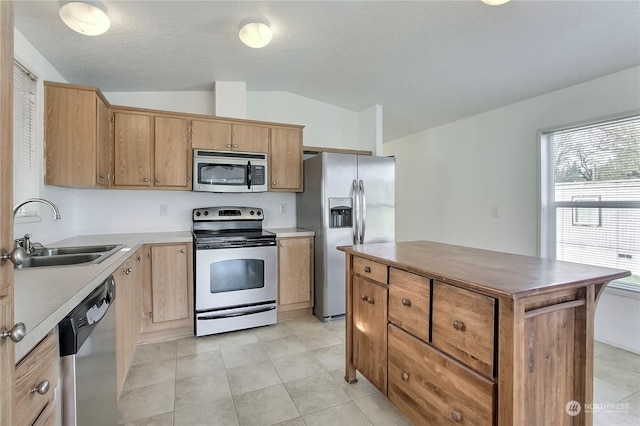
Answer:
[13,61,39,217]
[542,115,640,290]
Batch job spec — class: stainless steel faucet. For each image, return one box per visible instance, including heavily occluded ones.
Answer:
[13,198,62,220]
[12,198,62,254]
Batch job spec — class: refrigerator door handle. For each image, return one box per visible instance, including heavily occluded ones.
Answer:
[359,179,366,244]
[352,179,359,244]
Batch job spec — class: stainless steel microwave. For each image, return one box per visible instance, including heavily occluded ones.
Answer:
[193,150,268,193]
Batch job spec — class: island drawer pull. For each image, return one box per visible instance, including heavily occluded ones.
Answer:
[30,380,50,395]
[401,298,411,307]
[363,266,371,273]
[361,294,368,301]
[367,297,375,305]
[451,411,463,423]
[452,320,465,331]
[401,372,409,381]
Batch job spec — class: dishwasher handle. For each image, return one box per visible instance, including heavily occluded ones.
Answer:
[86,296,110,325]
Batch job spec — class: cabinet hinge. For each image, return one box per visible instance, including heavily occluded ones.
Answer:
[111,115,115,124]
[147,249,151,259]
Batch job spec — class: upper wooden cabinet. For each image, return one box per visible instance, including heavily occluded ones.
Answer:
[45,82,111,187]
[269,126,303,192]
[112,110,191,189]
[191,119,231,150]
[191,120,269,154]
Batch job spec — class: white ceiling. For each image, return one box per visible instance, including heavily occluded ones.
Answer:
[14,0,640,142]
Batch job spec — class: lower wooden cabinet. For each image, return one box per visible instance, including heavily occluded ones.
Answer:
[352,275,388,393]
[14,332,58,426]
[388,324,494,425]
[277,236,313,320]
[115,248,143,398]
[139,243,193,342]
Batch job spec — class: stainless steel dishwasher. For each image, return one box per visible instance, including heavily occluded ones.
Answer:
[58,275,117,426]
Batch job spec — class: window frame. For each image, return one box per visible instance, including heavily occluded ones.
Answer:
[539,111,640,291]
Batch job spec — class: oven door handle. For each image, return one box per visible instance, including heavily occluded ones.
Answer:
[247,161,252,190]
[198,305,275,320]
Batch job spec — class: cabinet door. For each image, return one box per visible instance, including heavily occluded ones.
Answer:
[191,119,232,150]
[278,237,312,309]
[352,276,388,393]
[113,112,153,186]
[154,116,189,188]
[44,86,98,187]
[269,127,303,192]
[115,250,142,398]
[148,244,191,327]
[232,124,269,153]
[96,96,110,186]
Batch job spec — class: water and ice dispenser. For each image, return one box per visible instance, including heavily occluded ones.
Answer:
[329,197,353,228]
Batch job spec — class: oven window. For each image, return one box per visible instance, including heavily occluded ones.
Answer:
[199,164,247,185]
[209,259,264,293]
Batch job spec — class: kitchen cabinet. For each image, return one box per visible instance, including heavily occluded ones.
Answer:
[14,332,58,426]
[277,236,313,320]
[44,82,111,187]
[341,241,630,426]
[115,249,142,398]
[191,119,269,153]
[112,111,191,189]
[269,126,303,192]
[351,260,388,394]
[139,243,193,342]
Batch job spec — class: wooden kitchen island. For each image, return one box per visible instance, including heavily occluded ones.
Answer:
[338,241,630,426]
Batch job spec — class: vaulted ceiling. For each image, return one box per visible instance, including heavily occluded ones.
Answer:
[14,0,640,141]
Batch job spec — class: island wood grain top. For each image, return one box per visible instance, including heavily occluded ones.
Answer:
[338,241,630,299]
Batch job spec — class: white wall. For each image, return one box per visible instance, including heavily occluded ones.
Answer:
[14,29,78,244]
[383,66,640,353]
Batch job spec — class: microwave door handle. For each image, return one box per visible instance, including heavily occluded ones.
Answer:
[352,179,358,244]
[247,161,252,190]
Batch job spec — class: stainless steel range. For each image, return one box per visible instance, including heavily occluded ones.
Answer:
[193,206,277,336]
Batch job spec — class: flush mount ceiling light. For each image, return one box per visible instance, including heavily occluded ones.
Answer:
[59,2,111,36]
[481,0,511,5]
[239,22,272,48]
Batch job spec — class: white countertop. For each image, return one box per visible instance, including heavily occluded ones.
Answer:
[267,228,315,238]
[14,231,191,361]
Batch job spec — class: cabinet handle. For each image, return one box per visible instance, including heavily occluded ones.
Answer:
[280,243,285,247]
[401,298,411,307]
[30,380,50,395]
[99,174,104,179]
[124,267,132,275]
[401,372,409,381]
[180,249,186,253]
[226,144,231,148]
[361,294,368,301]
[452,320,465,331]
[451,411,463,423]
[273,181,277,185]
[137,256,142,261]
[0,322,26,343]
[367,296,374,305]
[364,266,371,273]
[233,144,238,148]
[143,177,149,182]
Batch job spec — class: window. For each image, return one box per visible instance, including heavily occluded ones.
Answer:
[13,61,39,219]
[541,114,640,291]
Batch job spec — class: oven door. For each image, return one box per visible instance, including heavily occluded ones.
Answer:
[195,245,277,311]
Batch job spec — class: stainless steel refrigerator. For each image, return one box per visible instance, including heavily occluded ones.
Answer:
[297,152,395,322]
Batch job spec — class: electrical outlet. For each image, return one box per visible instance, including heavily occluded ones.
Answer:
[280,203,287,214]
[160,204,168,216]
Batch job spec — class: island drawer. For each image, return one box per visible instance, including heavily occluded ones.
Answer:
[353,256,387,284]
[14,332,58,426]
[388,268,430,342]
[388,324,495,426]
[431,281,495,378]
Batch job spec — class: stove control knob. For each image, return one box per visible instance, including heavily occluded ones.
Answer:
[195,212,201,217]
[257,211,262,216]
[204,211,209,216]
[250,210,255,215]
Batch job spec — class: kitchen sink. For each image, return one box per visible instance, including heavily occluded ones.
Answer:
[15,244,125,269]
[30,244,120,257]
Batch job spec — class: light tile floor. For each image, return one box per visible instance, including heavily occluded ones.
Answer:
[118,316,640,425]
